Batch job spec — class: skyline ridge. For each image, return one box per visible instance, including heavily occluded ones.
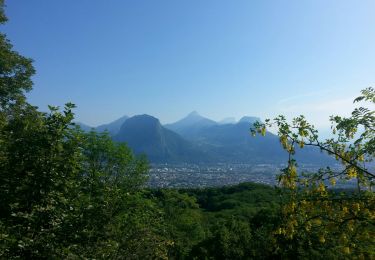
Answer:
[76,111,261,129]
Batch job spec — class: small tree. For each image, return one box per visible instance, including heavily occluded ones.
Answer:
[252,88,375,258]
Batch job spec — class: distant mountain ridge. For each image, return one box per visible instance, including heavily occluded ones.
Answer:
[96,115,129,135]
[77,112,333,165]
[114,115,207,162]
[164,111,218,140]
[75,115,129,135]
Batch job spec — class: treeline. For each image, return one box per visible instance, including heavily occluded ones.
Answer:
[152,183,281,259]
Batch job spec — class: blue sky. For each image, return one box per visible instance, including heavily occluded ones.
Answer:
[3,0,375,129]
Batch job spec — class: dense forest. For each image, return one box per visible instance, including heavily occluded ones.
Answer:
[0,1,374,259]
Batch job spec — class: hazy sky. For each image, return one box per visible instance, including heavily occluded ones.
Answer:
[3,0,375,129]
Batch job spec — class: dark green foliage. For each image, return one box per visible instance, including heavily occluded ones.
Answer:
[152,189,205,259]
[187,182,278,213]
[81,130,148,192]
[0,0,6,24]
[0,32,34,107]
[0,109,167,258]
[0,104,82,258]
[190,217,254,260]
[0,105,160,258]
[183,183,281,259]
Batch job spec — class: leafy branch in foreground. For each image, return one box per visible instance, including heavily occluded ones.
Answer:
[251,88,375,258]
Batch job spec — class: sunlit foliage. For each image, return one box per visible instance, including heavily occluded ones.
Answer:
[252,88,375,258]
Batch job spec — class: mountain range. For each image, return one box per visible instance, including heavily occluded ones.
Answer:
[76,112,332,165]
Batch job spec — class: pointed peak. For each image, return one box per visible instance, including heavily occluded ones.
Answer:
[187,111,200,117]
